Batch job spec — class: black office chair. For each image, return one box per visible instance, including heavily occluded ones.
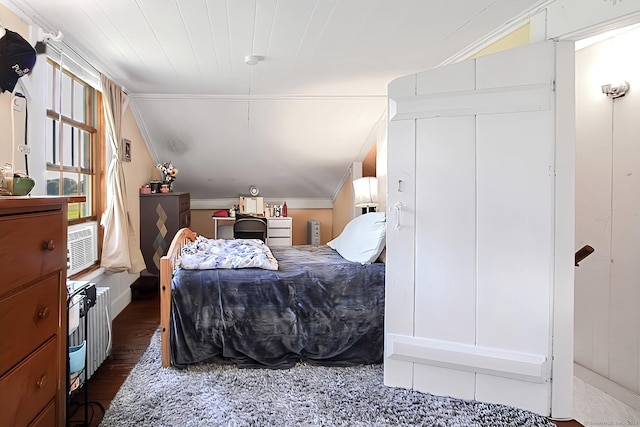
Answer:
[233,217,267,242]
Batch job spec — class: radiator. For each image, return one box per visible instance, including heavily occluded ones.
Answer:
[69,286,112,381]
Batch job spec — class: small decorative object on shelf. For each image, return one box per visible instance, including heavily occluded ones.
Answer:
[283,201,288,217]
[156,161,178,192]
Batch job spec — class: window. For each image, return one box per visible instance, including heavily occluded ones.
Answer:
[45,58,103,225]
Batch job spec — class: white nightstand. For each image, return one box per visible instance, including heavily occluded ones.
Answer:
[267,217,293,246]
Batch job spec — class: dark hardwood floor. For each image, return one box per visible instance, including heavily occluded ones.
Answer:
[67,291,583,427]
[68,292,160,426]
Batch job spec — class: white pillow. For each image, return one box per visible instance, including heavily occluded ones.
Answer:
[327,212,386,264]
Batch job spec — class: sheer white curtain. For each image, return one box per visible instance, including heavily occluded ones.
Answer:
[100,74,145,274]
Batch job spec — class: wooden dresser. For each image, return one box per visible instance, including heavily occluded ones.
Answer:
[0,197,68,427]
[140,192,190,275]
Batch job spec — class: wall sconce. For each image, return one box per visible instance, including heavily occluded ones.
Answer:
[353,177,378,214]
[601,80,630,98]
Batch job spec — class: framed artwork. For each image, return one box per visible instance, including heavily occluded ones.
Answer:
[122,138,132,162]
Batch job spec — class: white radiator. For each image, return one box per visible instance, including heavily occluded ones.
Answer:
[69,286,112,381]
[67,224,98,276]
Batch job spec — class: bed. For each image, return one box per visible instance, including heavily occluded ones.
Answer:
[159,213,387,369]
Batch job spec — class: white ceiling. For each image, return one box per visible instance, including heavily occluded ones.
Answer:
[2,0,548,201]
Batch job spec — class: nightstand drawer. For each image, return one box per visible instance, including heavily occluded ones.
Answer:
[0,275,59,374]
[0,337,58,427]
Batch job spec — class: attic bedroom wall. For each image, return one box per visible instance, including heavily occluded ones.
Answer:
[574,26,640,410]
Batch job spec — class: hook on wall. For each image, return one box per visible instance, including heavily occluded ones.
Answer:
[35,28,63,54]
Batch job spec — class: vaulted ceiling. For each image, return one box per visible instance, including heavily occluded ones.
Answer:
[1,0,548,201]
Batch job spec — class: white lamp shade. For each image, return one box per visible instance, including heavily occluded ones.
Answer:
[353,177,379,207]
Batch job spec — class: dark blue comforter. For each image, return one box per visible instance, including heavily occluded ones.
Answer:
[170,245,385,368]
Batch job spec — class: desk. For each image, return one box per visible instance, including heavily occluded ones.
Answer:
[212,216,235,239]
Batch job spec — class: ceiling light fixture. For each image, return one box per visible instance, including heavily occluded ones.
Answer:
[244,55,264,65]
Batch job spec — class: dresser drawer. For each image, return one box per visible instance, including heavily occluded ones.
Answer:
[267,218,292,228]
[268,237,291,247]
[0,212,65,295]
[268,228,291,238]
[29,400,55,427]
[0,337,58,427]
[0,276,59,374]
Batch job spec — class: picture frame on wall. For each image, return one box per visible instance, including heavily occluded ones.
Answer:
[122,138,132,162]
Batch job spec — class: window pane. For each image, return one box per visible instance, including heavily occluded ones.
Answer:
[62,172,79,196]
[45,118,58,164]
[79,174,92,217]
[46,62,54,111]
[68,202,80,220]
[72,126,79,167]
[80,130,92,170]
[61,72,72,117]
[73,80,85,122]
[46,171,61,195]
[62,123,74,167]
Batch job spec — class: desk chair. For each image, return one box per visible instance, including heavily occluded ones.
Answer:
[233,217,267,242]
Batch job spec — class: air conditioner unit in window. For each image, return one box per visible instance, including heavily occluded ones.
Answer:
[67,224,98,276]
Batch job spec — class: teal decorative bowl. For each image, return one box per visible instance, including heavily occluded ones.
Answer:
[12,177,35,196]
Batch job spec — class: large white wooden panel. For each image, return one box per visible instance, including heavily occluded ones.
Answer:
[475,106,556,412]
[414,364,475,401]
[386,40,573,418]
[550,40,576,419]
[414,116,476,344]
[476,374,550,416]
[412,115,477,399]
[476,110,553,356]
[384,118,416,389]
[476,42,554,90]
[416,60,475,96]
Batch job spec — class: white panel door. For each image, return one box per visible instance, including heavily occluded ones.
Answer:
[385,40,575,419]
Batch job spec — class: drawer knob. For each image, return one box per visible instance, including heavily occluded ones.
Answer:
[36,374,48,389]
[44,240,56,251]
[37,307,50,320]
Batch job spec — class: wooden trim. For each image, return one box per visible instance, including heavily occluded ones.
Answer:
[160,227,197,367]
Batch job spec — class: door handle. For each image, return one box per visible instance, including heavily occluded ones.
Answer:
[394,201,405,230]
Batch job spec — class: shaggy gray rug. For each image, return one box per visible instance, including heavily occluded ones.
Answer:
[99,331,556,427]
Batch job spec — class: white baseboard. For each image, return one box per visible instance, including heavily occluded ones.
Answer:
[574,363,640,411]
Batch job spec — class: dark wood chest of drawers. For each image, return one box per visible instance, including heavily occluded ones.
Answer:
[0,197,68,427]
[139,192,190,275]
